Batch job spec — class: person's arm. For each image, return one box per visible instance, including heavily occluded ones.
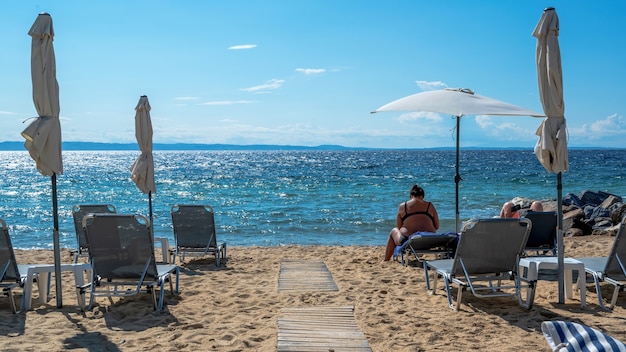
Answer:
[431,204,440,230]
[396,203,404,228]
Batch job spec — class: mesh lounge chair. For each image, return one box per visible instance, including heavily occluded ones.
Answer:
[524,211,557,256]
[393,232,458,266]
[0,218,43,313]
[79,213,179,311]
[170,204,227,266]
[71,204,117,263]
[575,216,626,310]
[424,218,534,311]
[0,218,25,313]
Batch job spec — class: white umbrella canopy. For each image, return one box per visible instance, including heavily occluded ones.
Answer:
[130,95,156,226]
[375,88,545,118]
[533,7,569,304]
[373,88,544,232]
[20,12,64,307]
[533,8,569,174]
[22,12,62,177]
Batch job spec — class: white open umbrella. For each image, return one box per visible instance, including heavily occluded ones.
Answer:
[533,7,569,303]
[373,88,544,232]
[130,95,156,231]
[21,12,64,307]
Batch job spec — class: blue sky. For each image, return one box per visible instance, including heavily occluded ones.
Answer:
[0,1,624,149]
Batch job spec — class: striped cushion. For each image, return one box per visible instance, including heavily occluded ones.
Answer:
[542,321,626,352]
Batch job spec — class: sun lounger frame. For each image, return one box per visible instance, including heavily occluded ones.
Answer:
[424,218,535,311]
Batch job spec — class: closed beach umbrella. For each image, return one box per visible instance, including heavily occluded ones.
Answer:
[373,88,544,232]
[20,12,64,307]
[130,95,156,229]
[533,7,568,303]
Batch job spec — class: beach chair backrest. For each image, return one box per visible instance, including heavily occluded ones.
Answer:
[603,217,626,279]
[83,213,157,280]
[451,218,531,276]
[171,205,217,248]
[524,211,557,253]
[0,219,20,283]
[72,204,117,250]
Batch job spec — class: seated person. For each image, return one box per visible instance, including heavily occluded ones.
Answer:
[500,200,544,218]
[383,185,440,262]
[530,201,544,212]
[500,202,520,218]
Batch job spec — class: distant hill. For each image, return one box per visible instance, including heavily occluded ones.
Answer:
[0,141,619,151]
[0,141,368,151]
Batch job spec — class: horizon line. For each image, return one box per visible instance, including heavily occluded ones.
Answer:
[0,141,622,151]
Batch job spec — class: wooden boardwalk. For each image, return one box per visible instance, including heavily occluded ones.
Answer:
[277,306,372,352]
[278,259,339,292]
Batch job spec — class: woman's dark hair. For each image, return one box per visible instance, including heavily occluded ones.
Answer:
[410,185,425,198]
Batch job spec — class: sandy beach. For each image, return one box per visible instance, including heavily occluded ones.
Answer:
[1,235,625,351]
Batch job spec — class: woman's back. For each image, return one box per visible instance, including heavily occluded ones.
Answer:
[401,199,438,233]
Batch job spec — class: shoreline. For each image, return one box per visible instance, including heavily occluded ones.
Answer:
[2,237,625,351]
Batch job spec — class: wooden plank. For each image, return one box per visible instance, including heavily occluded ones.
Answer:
[277,306,372,352]
[278,260,339,292]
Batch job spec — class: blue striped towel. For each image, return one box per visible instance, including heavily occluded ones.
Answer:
[392,231,458,258]
[542,320,626,352]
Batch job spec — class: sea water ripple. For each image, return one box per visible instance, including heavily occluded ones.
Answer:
[0,149,624,249]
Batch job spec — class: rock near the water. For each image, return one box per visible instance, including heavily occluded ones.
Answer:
[511,190,624,236]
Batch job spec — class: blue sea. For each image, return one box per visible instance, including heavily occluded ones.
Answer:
[1,149,624,249]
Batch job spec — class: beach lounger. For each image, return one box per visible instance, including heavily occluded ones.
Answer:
[393,232,458,266]
[542,320,626,351]
[71,204,117,263]
[524,211,557,256]
[170,204,226,266]
[424,218,534,311]
[0,218,25,313]
[0,218,44,313]
[574,216,626,310]
[79,213,179,311]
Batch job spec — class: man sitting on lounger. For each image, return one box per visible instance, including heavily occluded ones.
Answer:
[500,201,543,218]
[383,185,440,262]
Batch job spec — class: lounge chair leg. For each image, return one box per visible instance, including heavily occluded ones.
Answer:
[518,279,536,310]
[455,286,463,311]
[424,266,438,294]
[443,278,459,311]
[591,274,611,310]
[175,267,179,294]
[76,284,90,311]
[609,286,622,310]
[149,286,158,311]
[4,287,17,314]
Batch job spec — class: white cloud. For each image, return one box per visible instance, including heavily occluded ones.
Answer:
[397,111,443,123]
[579,113,625,136]
[295,68,326,75]
[241,79,285,92]
[199,100,256,106]
[228,44,257,50]
[415,80,448,91]
[474,115,534,140]
[0,111,15,115]
[566,113,626,147]
[475,115,495,129]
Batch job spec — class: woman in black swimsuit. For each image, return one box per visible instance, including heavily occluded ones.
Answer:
[383,185,440,262]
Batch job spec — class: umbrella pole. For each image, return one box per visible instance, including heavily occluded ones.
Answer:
[454,116,461,233]
[149,190,153,236]
[557,172,564,303]
[52,173,62,307]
